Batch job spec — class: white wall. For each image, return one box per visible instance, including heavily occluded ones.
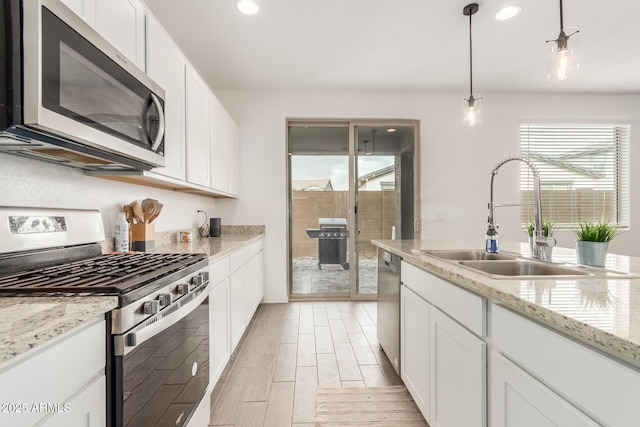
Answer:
[0,155,217,238]
[215,90,640,303]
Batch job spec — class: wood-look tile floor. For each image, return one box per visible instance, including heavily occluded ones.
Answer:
[209,301,403,427]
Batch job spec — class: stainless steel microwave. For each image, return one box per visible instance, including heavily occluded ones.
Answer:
[0,0,165,171]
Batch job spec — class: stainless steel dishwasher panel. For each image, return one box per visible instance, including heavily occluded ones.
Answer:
[377,248,401,375]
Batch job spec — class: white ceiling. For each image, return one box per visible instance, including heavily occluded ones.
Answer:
[143,0,640,94]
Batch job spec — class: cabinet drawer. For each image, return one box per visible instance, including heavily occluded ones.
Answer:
[492,304,640,427]
[245,239,264,259]
[229,247,247,272]
[0,319,105,427]
[401,261,485,336]
[209,255,230,286]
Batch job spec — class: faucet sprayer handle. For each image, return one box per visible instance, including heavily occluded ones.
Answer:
[535,236,556,248]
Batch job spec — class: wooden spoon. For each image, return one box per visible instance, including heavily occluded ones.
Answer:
[143,203,155,223]
[131,202,144,224]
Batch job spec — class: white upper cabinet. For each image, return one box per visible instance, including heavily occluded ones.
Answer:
[210,96,228,193]
[60,0,96,27]
[185,65,212,187]
[61,0,145,70]
[147,14,186,180]
[94,0,146,71]
[226,115,240,197]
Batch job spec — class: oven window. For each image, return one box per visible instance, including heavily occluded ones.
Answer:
[122,298,209,426]
[41,7,162,151]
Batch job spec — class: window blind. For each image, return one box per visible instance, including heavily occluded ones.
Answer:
[520,124,630,229]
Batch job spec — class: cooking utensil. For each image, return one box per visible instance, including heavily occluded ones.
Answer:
[131,201,144,224]
[141,198,158,211]
[143,203,155,223]
[147,202,163,223]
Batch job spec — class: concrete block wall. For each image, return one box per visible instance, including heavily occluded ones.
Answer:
[291,190,395,258]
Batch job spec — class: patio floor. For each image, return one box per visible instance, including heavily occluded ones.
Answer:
[291,257,378,295]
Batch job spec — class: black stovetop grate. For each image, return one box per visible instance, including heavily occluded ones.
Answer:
[0,252,207,295]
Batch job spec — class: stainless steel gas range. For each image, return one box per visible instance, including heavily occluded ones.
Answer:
[0,207,210,427]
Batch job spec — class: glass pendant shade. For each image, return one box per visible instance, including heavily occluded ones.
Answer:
[547,28,579,80]
[463,95,482,127]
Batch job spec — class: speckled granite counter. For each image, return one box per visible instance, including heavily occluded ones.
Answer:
[372,239,640,369]
[0,296,118,365]
[152,231,264,262]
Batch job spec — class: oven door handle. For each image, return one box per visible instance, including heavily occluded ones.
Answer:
[114,282,210,356]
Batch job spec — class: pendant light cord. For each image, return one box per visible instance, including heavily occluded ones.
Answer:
[469,11,473,95]
[559,0,564,30]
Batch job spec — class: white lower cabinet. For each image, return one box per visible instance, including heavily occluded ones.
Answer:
[400,285,430,421]
[229,267,245,351]
[209,276,230,385]
[41,375,106,427]
[430,306,485,427]
[0,319,106,427]
[400,265,486,427]
[212,238,264,358]
[490,351,599,427]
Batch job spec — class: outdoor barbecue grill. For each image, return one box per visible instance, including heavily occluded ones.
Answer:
[306,218,349,270]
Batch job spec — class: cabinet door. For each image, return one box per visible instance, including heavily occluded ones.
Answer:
[225,115,240,197]
[210,96,228,193]
[243,251,264,325]
[491,352,600,427]
[147,15,186,180]
[209,278,230,385]
[430,307,486,427]
[185,65,212,187]
[41,375,106,427]
[94,0,145,70]
[60,0,97,27]
[400,285,430,422]
[229,268,245,351]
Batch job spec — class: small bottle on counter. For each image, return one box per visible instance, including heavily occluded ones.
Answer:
[115,212,129,253]
[391,225,396,240]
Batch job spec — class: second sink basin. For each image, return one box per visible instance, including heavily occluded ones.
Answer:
[458,259,591,278]
[414,249,517,261]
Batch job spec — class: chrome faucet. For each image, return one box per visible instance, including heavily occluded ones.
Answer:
[487,156,556,260]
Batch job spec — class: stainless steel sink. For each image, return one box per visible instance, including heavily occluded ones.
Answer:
[458,259,592,278]
[413,249,518,261]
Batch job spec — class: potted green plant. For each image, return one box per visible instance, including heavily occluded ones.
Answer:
[574,221,619,267]
[526,219,554,258]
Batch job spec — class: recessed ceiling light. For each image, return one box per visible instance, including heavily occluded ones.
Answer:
[386,128,397,133]
[236,0,259,15]
[495,5,522,20]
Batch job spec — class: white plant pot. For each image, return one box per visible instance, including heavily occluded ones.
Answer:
[576,241,609,267]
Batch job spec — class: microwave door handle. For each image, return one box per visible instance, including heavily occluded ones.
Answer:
[149,93,165,152]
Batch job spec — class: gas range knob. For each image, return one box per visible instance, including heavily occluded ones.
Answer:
[143,300,159,315]
[201,271,209,283]
[191,275,203,287]
[177,283,190,295]
[158,293,172,307]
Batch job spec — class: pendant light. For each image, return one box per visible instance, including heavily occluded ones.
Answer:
[546,0,579,80]
[236,0,259,15]
[462,3,481,127]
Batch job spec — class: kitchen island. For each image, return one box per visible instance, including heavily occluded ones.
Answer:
[373,238,640,427]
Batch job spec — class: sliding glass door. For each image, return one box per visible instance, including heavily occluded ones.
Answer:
[287,120,418,300]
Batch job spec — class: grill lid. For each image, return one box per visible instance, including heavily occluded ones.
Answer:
[319,218,347,229]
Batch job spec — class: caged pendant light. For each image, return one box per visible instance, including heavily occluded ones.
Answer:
[546,0,579,80]
[462,3,481,127]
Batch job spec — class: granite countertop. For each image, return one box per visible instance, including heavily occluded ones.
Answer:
[372,238,640,369]
[0,229,264,367]
[152,231,264,261]
[0,296,118,365]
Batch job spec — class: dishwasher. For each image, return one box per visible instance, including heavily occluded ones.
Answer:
[377,248,401,375]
